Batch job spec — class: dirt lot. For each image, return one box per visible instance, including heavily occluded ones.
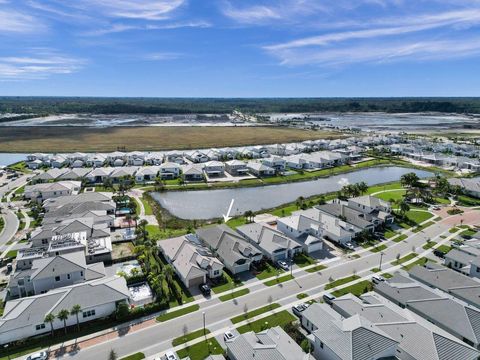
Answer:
[0,126,342,152]
[112,242,135,261]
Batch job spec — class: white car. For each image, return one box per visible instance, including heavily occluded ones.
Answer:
[277,260,289,271]
[224,330,235,341]
[345,242,355,251]
[372,275,385,284]
[164,352,178,360]
[26,352,48,360]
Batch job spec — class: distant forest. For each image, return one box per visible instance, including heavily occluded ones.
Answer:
[1,97,480,115]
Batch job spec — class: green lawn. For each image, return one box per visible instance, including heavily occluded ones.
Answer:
[120,353,145,360]
[370,244,387,253]
[297,293,308,299]
[255,263,285,280]
[392,253,418,266]
[422,241,437,250]
[332,280,373,297]
[436,244,452,254]
[146,224,188,240]
[176,338,224,360]
[141,196,153,215]
[219,288,250,302]
[236,310,296,334]
[6,250,18,259]
[406,210,434,225]
[392,234,408,243]
[384,228,397,239]
[370,268,381,273]
[226,217,248,229]
[374,189,406,202]
[156,304,200,322]
[457,195,480,207]
[172,329,211,346]
[211,272,243,294]
[461,228,477,237]
[264,274,294,287]
[412,221,435,233]
[366,182,402,194]
[305,264,328,273]
[325,275,360,290]
[402,257,436,271]
[231,303,281,324]
[293,253,316,267]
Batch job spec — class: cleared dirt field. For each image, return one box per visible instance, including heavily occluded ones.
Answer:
[0,126,342,152]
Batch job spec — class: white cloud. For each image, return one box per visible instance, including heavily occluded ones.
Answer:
[81,0,186,20]
[142,52,182,61]
[83,20,211,36]
[0,8,45,33]
[0,50,85,80]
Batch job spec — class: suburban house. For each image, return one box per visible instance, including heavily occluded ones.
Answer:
[375,273,480,349]
[24,181,81,202]
[225,326,308,360]
[49,155,68,168]
[85,167,114,183]
[225,160,249,176]
[0,276,130,345]
[261,156,286,171]
[109,166,138,183]
[443,246,480,277]
[276,215,324,253]
[135,166,160,183]
[86,154,107,168]
[203,161,225,177]
[158,234,223,288]
[8,251,105,299]
[182,165,204,182]
[159,162,181,179]
[246,162,275,177]
[346,195,394,225]
[185,150,209,163]
[195,225,262,274]
[317,203,376,233]
[164,151,185,164]
[329,293,480,360]
[409,264,480,309]
[301,303,399,360]
[58,168,92,181]
[236,223,303,262]
[448,178,480,198]
[32,168,68,183]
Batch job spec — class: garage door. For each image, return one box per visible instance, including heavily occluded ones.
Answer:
[188,276,205,288]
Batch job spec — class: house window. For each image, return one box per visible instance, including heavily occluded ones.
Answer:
[67,274,71,280]
[55,276,60,282]
[80,271,84,277]
[83,309,96,318]
[320,341,324,349]
[35,324,45,331]
[213,270,220,276]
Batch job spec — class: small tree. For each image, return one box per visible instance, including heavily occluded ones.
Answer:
[116,301,130,320]
[70,304,82,332]
[57,309,70,335]
[243,303,249,319]
[267,295,273,309]
[44,313,56,337]
[108,349,118,360]
[182,324,189,346]
[396,253,401,262]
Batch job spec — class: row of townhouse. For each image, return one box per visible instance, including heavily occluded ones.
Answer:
[158,195,392,289]
[25,132,389,170]
[448,177,480,198]
[441,232,480,276]
[28,149,356,185]
[300,289,479,360]
[0,188,134,346]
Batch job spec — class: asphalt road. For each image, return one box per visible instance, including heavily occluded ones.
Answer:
[59,220,450,360]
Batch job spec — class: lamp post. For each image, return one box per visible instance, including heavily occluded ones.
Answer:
[4,344,9,360]
[202,311,206,339]
[379,252,384,271]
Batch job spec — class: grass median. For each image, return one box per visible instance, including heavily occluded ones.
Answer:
[264,274,294,287]
[172,329,211,346]
[156,304,200,322]
[219,288,250,302]
[236,310,296,334]
[325,275,360,290]
[231,303,281,324]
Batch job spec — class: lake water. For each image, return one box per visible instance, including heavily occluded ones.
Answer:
[0,153,28,167]
[152,167,433,220]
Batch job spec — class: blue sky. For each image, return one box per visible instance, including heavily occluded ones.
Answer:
[1,0,480,97]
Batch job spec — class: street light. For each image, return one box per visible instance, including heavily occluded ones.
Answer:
[202,311,206,339]
[4,344,9,360]
[379,252,384,271]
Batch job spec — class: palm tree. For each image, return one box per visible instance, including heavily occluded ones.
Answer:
[399,201,410,217]
[357,181,368,195]
[44,313,56,337]
[70,304,82,332]
[109,349,118,360]
[164,265,175,286]
[57,309,70,335]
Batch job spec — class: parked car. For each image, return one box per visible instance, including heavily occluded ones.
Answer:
[6,263,13,273]
[26,352,48,360]
[163,351,178,360]
[292,303,310,317]
[433,249,445,258]
[277,260,289,271]
[372,275,385,284]
[199,284,211,296]
[344,242,355,251]
[224,330,235,341]
[323,293,336,305]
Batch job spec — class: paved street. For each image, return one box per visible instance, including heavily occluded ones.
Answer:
[40,213,464,360]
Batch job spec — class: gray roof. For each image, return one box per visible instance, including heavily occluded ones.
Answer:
[311,306,398,360]
[445,248,477,265]
[226,326,308,360]
[236,223,302,255]
[0,276,129,334]
[375,274,442,305]
[316,203,374,230]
